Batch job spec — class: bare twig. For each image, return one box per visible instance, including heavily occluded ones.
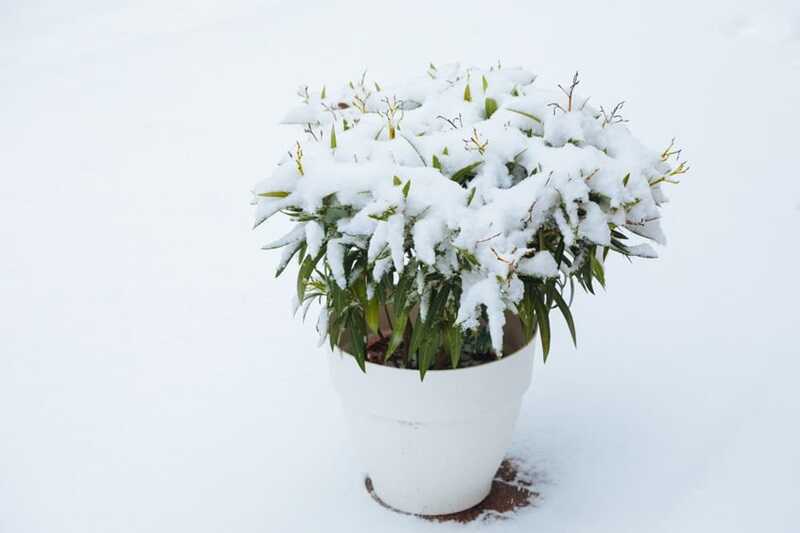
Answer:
[476,232,502,244]
[600,101,627,127]
[558,71,580,112]
[463,128,488,155]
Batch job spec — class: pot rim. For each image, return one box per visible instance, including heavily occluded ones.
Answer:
[334,340,534,375]
[334,313,535,376]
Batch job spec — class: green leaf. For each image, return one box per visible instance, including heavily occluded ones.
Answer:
[368,205,397,221]
[275,241,304,278]
[348,313,367,372]
[258,191,290,198]
[393,175,402,186]
[407,313,424,362]
[451,161,483,184]
[511,86,519,97]
[418,329,441,380]
[532,292,551,362]
[466,187,476,206]
[432,154,442,170]
[320,85,326,99]
[506,108,542,124]
[330,124,337,149]
[484,98,498,119]
[384,310,408,361]
[550,287,577,347]
[442,146,449,156]
[591,255,606,288]
[445,325,464,369]
[622,172,630,186]
[402,180,411,198]
[581,257,595,295]
[297,249,325,302]
[463,83,472,102]
[365,296,380,334]
[482,75,488,93]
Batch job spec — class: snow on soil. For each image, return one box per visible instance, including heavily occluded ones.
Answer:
[1,1,799,532]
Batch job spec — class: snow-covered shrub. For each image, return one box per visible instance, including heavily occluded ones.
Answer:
[253,63,687,377]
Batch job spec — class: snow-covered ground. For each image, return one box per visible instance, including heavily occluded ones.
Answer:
[1,1,799,531]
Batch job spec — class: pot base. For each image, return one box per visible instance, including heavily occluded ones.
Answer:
[364,458,539,523]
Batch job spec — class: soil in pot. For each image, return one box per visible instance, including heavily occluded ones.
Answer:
[364,330,496,370]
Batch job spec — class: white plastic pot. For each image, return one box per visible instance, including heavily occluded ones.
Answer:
[329,322,534,516]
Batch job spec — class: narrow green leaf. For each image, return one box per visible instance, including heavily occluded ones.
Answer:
[297,249,324,302]
[506,108,542,124]
[275,241,304,278]
[466,187,476,206]
[393,175,402,186]
[591,255,606,288]
[402,180,411,198]
[384,310,408,361]
[258,191,290,198]
[582,257,595,295]
[451,161,483,184]
[442,146,449,156]
[550,287,577,347]
[482,75,488,93]
[320,85,326,99]
[348,314,367,372]
[463,83,472,102]
[407,314,424,361]
[432,154,442,170]
[622,172,630,186]
[446,325,463,369]
[418,329,441,381]
[532,293,551,362]
[365,296,380,334]
[484,98,498,119]
[330,124,337,149]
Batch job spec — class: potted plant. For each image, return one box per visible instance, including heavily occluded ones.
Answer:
[253,63,687,516]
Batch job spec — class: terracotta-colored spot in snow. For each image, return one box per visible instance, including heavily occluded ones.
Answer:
[364,458,540,524]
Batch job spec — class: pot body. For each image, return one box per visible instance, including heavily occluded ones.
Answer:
[329,342,534,516]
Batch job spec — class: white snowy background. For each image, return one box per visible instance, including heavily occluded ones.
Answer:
[1,1,799,531]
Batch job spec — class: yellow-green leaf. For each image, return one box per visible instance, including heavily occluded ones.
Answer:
[506,108,542,124]
[485,98,498,119]
[365,296,380,334]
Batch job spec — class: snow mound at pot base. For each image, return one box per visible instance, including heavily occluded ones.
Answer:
[364,457,540,523]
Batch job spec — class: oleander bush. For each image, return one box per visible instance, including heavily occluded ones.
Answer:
[253,63,687,378]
